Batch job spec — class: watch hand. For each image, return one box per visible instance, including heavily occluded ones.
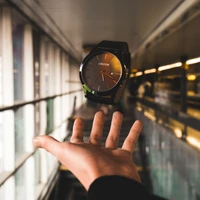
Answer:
[102,72,117,84]
[94,73,102,82]
[101,72,105,81]
[102,72,114,79]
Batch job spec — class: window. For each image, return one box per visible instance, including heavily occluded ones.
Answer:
[34,151,40,187]
[0,55,2,106]
[33,29,40,99]
[13,23,24,102]
[35,103,40,136]
[0,112,3,174]
[15,157,35,200]
[0,7,3,106]
[0,185,3,199]
[46,99,54,134]
[14,107,25,161]
[0,177,15,200]
[15,164,26,200]
[44,40,50,96]
[0,4,83,200]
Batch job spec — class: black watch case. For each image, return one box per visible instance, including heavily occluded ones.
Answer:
[79,49,129,97]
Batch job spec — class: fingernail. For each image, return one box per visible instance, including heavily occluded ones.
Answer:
[33,137,41,148]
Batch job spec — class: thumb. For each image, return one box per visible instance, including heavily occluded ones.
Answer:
[33,135,64,159]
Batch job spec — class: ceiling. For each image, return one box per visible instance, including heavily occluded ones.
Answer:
[36,0,183,53]
[6,0,200,69]
[132,0,200,70]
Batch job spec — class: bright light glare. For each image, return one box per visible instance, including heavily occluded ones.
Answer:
[135,71,143,76]
[137,106,142,111]
[186,57,200,65]
[174,128,182,138]
[144,111,156,121]
[130,73,135,78]
[158,62,182,71]
[187,74,196,81]
[186,136,200,149]
[144,68,156,74]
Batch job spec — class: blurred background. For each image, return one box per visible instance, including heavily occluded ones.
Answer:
[0,0,200,200]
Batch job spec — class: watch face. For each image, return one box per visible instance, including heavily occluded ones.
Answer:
[81,52,122,92]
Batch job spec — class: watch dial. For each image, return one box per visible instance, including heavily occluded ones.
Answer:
[82,52,122,92]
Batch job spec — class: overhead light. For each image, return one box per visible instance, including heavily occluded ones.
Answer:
[144,68,156,74]
[135,71,143,76]
[187,74,196,81]
[158,62,182,71]
[186,57,200,65]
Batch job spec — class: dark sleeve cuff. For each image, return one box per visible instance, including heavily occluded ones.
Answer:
[87,175,150,200]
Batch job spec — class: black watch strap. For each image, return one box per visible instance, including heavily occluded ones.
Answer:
[93,40,131,68]
[85,80,127,105]
[86,93,114,105]
[97,40,129,54]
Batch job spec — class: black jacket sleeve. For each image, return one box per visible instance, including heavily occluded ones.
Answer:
[87,175,168,200]
[87,175,150,200]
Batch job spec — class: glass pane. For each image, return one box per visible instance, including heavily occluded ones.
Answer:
[0,8,2,106]
[33,29,40,99]
[0,177,15,200]
[0,185,4,200]
[46,99,54,134]
[14,107,24,161]
[0,112,3,173]
[15,163,26,200]
[13,24,24,102]
[0,56,2,106]
[35,103,40,137]
[34,151,40,186]
[44,40,49,96]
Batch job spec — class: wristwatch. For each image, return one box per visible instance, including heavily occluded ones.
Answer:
[79,40,131,105]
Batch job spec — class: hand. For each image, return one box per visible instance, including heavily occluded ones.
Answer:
[33,111,143,190]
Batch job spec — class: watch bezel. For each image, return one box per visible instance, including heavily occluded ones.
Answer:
[79,50,126,96]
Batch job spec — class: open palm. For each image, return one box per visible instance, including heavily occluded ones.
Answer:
[33,111,143,190]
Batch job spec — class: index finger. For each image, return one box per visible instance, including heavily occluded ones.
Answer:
[33,135,66,160]
[122,120,143,153]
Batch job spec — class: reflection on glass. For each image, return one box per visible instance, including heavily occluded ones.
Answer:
[13,24,24,102]
[15,107,24,161]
